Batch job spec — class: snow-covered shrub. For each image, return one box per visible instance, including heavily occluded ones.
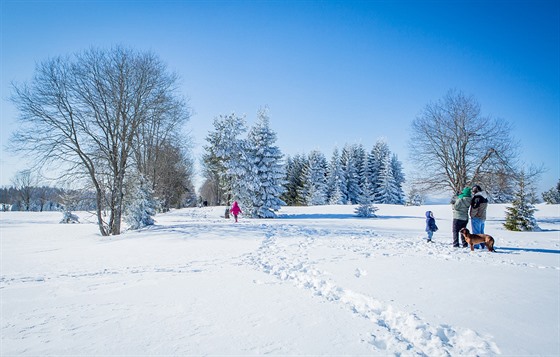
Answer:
[124,174,157,230]
[405,187,424,206]
[60,210,80,224]
[355,204,378,218]
[503,175,540,231]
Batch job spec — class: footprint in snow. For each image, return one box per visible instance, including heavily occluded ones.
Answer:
[355,268,367,278]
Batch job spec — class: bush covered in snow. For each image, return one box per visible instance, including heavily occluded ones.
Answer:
[124,174,157,230]
[60,210,80,224]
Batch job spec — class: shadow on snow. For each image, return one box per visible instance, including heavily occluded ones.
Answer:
[496,247,560,255]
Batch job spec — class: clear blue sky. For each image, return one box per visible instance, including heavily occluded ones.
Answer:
[1,0,559,193]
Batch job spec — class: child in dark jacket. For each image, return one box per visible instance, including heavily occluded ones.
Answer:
[425,211,438,242]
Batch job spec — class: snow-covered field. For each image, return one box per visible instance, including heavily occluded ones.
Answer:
[1,203,559,356]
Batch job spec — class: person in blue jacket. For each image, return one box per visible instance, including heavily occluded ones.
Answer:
[425,210,438,242]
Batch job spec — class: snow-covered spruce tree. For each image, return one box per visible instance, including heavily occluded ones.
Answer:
[503,174,540,231]
[542,179,560,204]
[203,113,248,205]
[355,172,378,218]
[370,140,391,203]
[238,107,286,218]
[390,154,406,205]
[301,150,329,206]
[376,153,401,204]
[355,200,378,218]
[282,154,307,206]
[353,144,367,196]
[340,144,362,204]
[124,173,157,230]
[326,147,345,205]
[365,148,379,202]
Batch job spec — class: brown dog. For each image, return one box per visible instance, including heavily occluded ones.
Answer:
[459,228,496,252]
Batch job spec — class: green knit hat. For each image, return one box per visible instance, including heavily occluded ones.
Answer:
[459,187,472,198]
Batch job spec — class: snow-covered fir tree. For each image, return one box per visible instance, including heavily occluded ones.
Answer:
[390,154,406,204]
[239,107,286,218]
[340,144,362,204]
[300,150,329,206]
[503,173,540,231]
[353,144,367,195]
[376,153,401,204]
[203,113,248,204]
[365,148,379,201]
[282,154,307,206]
[124,173,157,230]
[542,179,560,204]
[326,147,344,205]
[355,200,378,218]
[370,140,390,203]
[355,169,378,218]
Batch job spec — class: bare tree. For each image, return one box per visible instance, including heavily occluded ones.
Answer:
[10,46,190,235]
[150,140,195,211]
[11,170,37,211]
[409,90,519,196]
[132,88,192,201]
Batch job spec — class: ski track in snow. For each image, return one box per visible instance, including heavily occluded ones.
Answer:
[244,223,502,356]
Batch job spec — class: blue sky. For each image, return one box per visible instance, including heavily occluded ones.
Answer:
[1,0,558,193]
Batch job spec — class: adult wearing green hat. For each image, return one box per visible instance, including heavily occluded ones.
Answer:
[452,187,472,247]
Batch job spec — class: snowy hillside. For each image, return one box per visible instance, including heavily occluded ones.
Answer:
[1,204,559,355]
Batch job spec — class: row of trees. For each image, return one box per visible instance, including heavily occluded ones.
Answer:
[0,170,99,212]
[198,108,406,218]
[282,141,405,207]
[8,45,551,233]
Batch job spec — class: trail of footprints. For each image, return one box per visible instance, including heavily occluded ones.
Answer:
[244,223,500,356]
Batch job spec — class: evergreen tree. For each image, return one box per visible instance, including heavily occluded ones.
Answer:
[340,144,362,204]
[390,154,406,205]
[301,150,328,205]
[354,201,378,218]
[370,140,390,202]
[240,107,286,218]
[542,180,560,204]
[124,173,157,230]
[355,166,378,218]
[504,174,540,231]
[282,154,307,206]
[202,113,247,205]
[353,144,367,194]
[365,148,379,202]
[326,147,344,205]
[376,153,400,204]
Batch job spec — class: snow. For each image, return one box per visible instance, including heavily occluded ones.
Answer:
[1,203,559,355]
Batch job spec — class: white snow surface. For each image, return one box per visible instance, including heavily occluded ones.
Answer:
[1,204,559,356]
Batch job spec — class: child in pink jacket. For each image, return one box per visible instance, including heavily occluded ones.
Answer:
[230,201,242,222]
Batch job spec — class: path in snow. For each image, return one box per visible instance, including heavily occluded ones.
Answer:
[243,222,501,356]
